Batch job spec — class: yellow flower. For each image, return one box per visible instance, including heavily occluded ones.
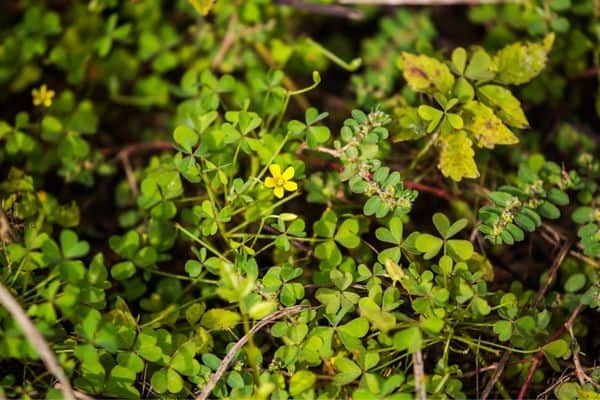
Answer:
[32,84,55,107]
[264,164,297,199]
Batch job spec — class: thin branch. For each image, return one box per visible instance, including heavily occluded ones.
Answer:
[118,152,139,197]
[463,357,529,378]
[568,66,600,80]
[517,304,585,400]
[100,140,172,158]
[277,0,364,20]
[565,314,599,389]
[339,0,509,5]
[0,281,75,400]
[212,13,238,70]
[539,228,600,268]
[0,208,16,244]
[53,384,95,400]
[404,180,454,201]
[100,141,172,196]
[481,350,510,400]
[195,305,307,400]
[534,239,572,306]
[413,350,427,400]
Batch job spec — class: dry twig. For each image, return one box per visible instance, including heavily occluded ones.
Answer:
[0,281,75,400]
[481,351,510,400]
[517,304,585,400]
[277,0,364,20]
[413,350,427,400]
[339,0,509,4]
[534,239,572,306]
[212,13,238,70]
[0,208,15,244]
[53,384,95,400]
[195,305,307,400]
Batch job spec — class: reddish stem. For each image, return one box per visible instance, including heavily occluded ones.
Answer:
[517,304,584,399]
[404,180,454,201]
[100,140,172,158]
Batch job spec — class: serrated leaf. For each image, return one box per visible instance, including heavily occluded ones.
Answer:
[463,101,518,149]
[400,52,455,95]
[438,131,479,181]
[477,85,529,129]
[493,34,554,85]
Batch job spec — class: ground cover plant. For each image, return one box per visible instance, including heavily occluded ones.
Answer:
[1,0,600,399]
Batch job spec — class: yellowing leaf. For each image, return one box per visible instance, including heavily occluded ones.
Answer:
[493,33,554,85]
[384,258,405,284]
[399,52,454,95]
[189,0,215,16]
[438,131,479,181]
[477,84,529,129]
[463,101,518,149]
[391,107,428,142]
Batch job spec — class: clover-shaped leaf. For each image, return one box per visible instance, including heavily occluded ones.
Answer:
[60,229,89,259]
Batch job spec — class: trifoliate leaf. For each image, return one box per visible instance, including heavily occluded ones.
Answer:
[392,327,422,353]
[289,370,316,396]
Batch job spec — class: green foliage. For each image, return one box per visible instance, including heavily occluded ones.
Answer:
[393,34,553,181]
[478,154,578,245]
[0,1,599,399]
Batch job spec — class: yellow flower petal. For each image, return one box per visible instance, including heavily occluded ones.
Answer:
[282,166,295,180]
[284,181,297,192]
[269,164,281,178]
[273,186,284,198]
[264,177,276,188]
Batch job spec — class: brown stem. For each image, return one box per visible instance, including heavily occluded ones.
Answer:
[404,180,454,201]
[100,140,172,158]
[118,152,139,197]
[339,0,507,4]
[195,305,307,400]
[0,282,75,400]
[517,304,585,400]
[413,350,427,400]
[481,351,510,400]
[463,357,529,378]
[534,239,572,306]
[0,208,16,244]
[212,13,238,70]
[276,0,364,19]
[568,66,600,80]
